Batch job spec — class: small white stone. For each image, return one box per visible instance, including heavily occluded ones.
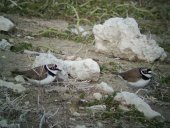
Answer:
[118,105,129,112]
[0,39,13,50]
[0,120,8,127]
[93,93,102,100]
[75,125,86,128]
[86,105,106,111]
[1,56,6,58]
[97,122,104,128]
[70,118,76,121]
[17,34,21,37]
[71,26,90,37]
[25,101,30,106]
[15,75,26,83]
[0,16,14,31]
[24,36,34,40]
[96,82,114,93]
[73,112,81,116]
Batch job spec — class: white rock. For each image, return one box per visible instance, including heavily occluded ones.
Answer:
[97,122,104,128]
[96,82,114,93]
[65,58,100,81]
[71,26,90,37]
[24,36,34,40]
[75,125,86,128]
[86,105,106,111]
[2,55,6,58]
[93,17,167,62]
[73,112,81,116]
[0,16,14,31]
[114,91,162,119]
[93,93,102,100]
[0,120,20,128]
[15,75,26,83]
[118,105,130,112]
[0,79,26,93]
[0,120,8,127]
[33,52,100,81]
[0,39,13,50]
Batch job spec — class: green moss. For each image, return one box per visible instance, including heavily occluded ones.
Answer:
[160,75,170,84]
[79,92,85,99]
[10,42,33,52]
[1,0,168,22]
[83,93,117,108]
[100,61,122,73]
[38,28,69,38]
[160,43,170,53]
[85,99,101,107]
[37,28,93,44]
[153,88,170,102]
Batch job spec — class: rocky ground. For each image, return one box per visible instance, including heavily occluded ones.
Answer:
[0,14,170,128]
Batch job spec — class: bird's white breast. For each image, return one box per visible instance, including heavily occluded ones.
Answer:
[128,79,150,87]
[27,75,56,85]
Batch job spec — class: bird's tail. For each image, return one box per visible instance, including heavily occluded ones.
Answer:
[11,69,23,75]
[11,69,28,81]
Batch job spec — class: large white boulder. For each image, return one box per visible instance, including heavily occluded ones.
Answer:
[65,58,100,81]
[32,51,100,81]
[0,16,14,31]
[93,17,167,62]
[114,91,162,119]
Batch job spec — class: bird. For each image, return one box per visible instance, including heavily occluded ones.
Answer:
[12,64,62,85]
[112,67,153,87]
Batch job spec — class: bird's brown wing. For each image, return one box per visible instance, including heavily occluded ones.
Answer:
[119,68,142,82]
[12,65,48,80]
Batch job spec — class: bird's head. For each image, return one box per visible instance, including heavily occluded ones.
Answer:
[140,68,152,78]
[46,64,62,76]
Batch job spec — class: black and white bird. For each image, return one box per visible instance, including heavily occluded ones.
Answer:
[113,67,153,87]
[12,64,61,85]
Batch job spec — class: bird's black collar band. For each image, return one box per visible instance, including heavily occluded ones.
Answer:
[142,75,150,80]
[139,68,150,80]
[44,65,56,77]
[48,71,56,77]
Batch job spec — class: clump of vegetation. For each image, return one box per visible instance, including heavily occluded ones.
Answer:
[37,28,69,38]
[160,43,170,53]
[10,42,33,52]
[0,0,158,22]
[37,27,93,43]
[1,0,169,50]
[82,92,118,108]
[100,61,122,73]
[1,0,169,32]
[160,75,170,85]
[83,93,168,128]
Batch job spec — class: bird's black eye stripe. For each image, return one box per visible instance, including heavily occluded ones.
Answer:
[141,68,152,74]
[49,65,58,70]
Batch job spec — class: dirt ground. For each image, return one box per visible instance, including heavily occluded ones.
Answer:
[0,15,170,128]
